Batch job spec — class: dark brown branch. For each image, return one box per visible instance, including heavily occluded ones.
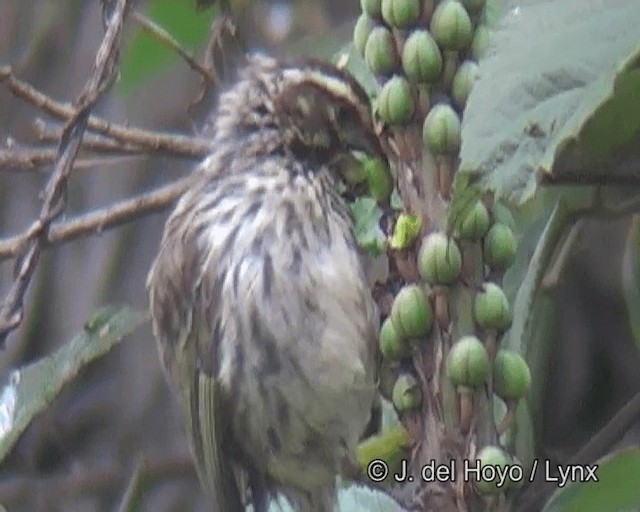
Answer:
[0,67,213,159]
[0,175,193,260]
[0,0,129,347]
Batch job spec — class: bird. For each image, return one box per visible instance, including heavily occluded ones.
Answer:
[147,54,381,512]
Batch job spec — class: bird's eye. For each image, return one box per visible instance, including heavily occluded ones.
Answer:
[334,105,351,125]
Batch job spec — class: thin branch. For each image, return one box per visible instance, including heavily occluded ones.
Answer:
[131,10,216,85]
[0,175,194,260]
[34,118,145,155]
[0,148,146,172]
[0,0,129,347]
[0,148,56,171]
[0,67,212,159]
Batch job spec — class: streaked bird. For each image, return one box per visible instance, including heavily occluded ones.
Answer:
[147,55,381,512]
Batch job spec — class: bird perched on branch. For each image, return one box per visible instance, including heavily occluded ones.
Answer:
[147,54,381,512]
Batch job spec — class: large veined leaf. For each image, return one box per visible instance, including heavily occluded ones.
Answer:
[542,448,640,512]
[264,484,406,512]
[0,306,147,461]
[458,0,640,206]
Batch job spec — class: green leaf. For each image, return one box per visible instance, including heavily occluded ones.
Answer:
[118,0,218,92]
[0,306,147,462]
[622,216,640,351]
[542,448,640,512]
[349,197,386,256]
[459,0,640,205]
[389,214,421,250]
[356,425,411,483]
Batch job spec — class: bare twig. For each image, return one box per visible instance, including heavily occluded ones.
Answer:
[131,10,216,85]
[0,148,147,172]
[0,174,193,260]
[0,148,57,171]
[34,118,145,154]
[0,67,212,159]
[0,0,129,347]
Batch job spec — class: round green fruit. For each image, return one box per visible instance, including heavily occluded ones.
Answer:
[458,200,490,241]
[474,445,510,495]
[392,373,422,411]
[377,75,415,125]
[364,26,398,75]
[452,60,479,109]
[493,350,531,402]
[422,103,461,154]
[430,0,473,51]
[354,14,377,57]
[417,232,462,285]
[474,282,511,331]
[381,0,421,28]
[379,317,410,360]
[484,223,517,271]
[446,335,490,388]
[390,284,433,339]
[401,29,443,83]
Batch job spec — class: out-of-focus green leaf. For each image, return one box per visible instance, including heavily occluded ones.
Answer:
[0,306,147,462]
[622,216,640,351]
[349,197,386,256]
[459,0,640,205]
[118,0,218,92]
[542,448,640,512]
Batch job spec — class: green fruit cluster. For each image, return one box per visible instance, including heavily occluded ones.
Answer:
[354,0,487,153]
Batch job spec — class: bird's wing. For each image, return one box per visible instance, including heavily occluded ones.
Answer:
[147,192,245,512]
